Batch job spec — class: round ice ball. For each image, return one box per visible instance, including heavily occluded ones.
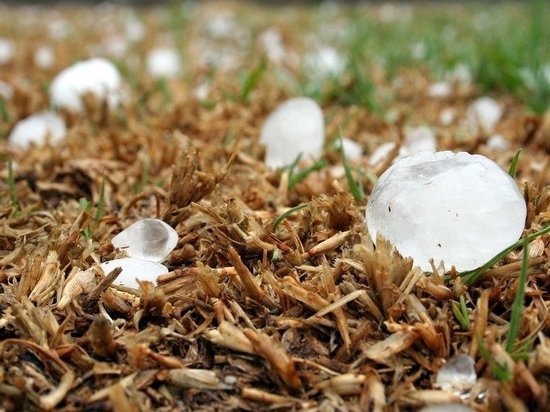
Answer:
[260,97,325,169]
[8,111,66,150]
[49,57,123,112]
[111,218,178,263]
[366,151,526,271]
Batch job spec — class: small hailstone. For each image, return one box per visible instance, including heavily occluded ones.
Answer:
[369,142,396,167]
[260,97,325,169]
[50,58,123,112]
[366,151,526,271]
[112,218,178,263]
[100,258,168,289]
[411,42,427,60]
[0,80,13,100]
[193,82,211,101]
[338,137,363,161]
[205,13,237,39]
[439,108,455,126]
[34,46,55,69]
[0,38,14,64]
[304,46,346,79]
[486,134,509,152]
[467,97,502,133]
[399,126,436,158]
[8,111,66,150]
[47,18,70,40]
[125,16,145,42]
[435,354,477,393]
[103,36,129,59]
[427,81,451,98]
[259,28,286,65]
[447,63,472,85]
[146,47,182,79]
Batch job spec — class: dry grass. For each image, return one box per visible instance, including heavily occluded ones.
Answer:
[0,2,549,411]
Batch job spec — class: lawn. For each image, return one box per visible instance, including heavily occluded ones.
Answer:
[0,1,549,411]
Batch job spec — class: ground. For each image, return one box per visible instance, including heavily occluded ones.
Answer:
[0,1,549,411]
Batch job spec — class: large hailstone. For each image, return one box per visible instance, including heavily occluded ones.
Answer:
[100,258,168,289]
[260,97,325,169]
[49,57,123,112]
[146,47,182,79]
[366,151,526,271]
[111,218,178,263]
[8,111,66,150]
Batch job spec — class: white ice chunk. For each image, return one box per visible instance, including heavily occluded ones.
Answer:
[49,57,123,113]
[146,47,182,79]
[34,46,55,69]
[439,108,455,126]
[304,46,346,79]
[366,151,526,271]
[0,38,14,64]
[337,137,363,161]
[125,15,145,42]
[259,28,287,65]
[411,42,427,60]
[486,134,509,152]
[447,63,472,85]
[369,142,397,167]
[399,126,436,158]
[427,81,451,98]
[260,97,325,169]
[100,258,168,289]
[435,354,477,393]
[0,80,13,100]
[467,97,502,133]
[9,111,66,150]
[111,218,178,263]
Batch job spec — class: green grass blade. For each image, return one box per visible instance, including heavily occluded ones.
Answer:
[0,98,9,122]
[339,136,365,202]
[94,177,106,224]
[461,225,550,285]
[288,158,328,190]
[273,204,308,232]
[505,237,529,354]
[240,57,267,103]
[508,150,521,178]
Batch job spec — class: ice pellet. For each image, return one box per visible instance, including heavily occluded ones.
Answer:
[260,97,325,169]
[111,218,178,263]
[366,151,526,271]
[100,257,168,289]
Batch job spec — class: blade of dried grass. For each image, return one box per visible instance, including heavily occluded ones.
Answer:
[243,328,301,391]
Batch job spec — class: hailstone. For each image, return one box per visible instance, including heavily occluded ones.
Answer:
[467,97,502,133]
[8,111,66,150]
[435,354,477,393]
[338,137,363,161]
[366,151,526,271]
[304,46,346,79]
[49,57,123,112]
[100,257,168,289]
[111,218,178,263]
[260,97,325,169]
[146,47,182,79]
